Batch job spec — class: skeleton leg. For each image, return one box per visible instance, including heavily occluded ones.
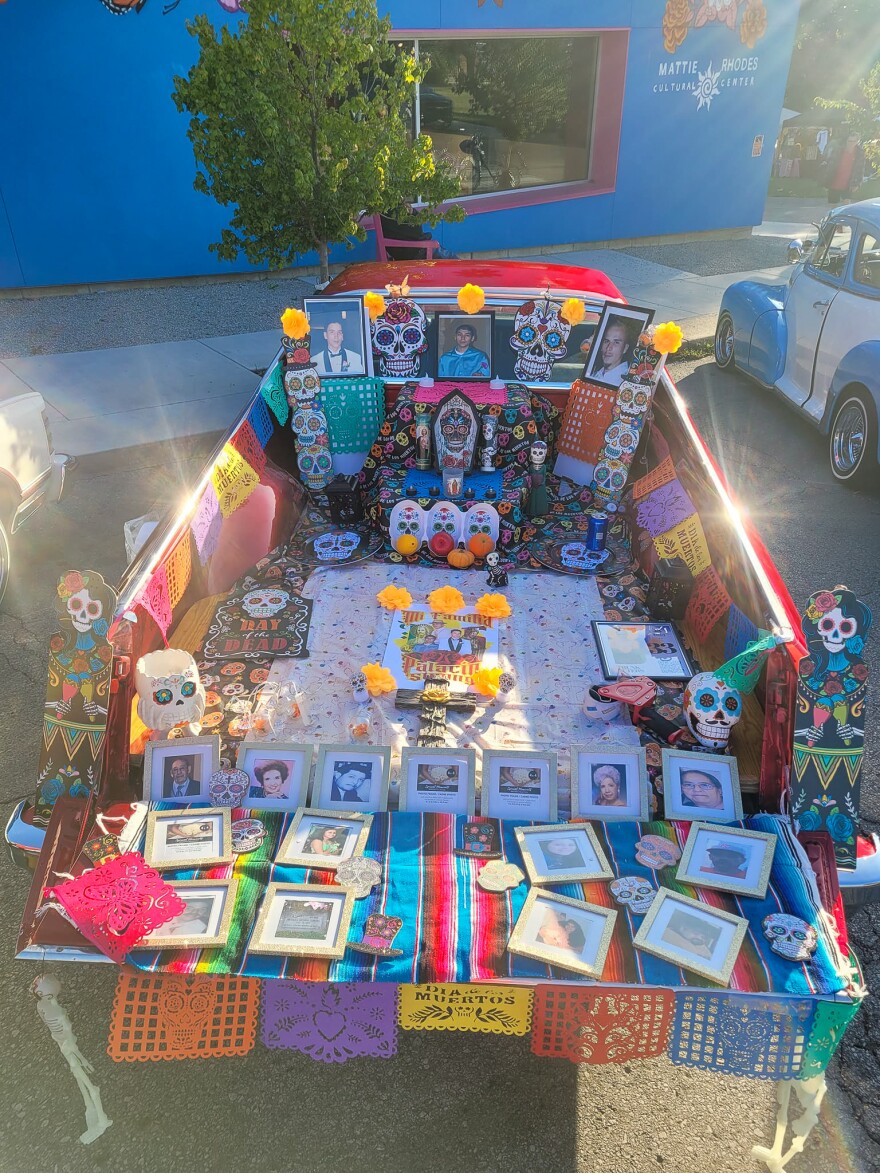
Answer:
[751,1075,826,1173]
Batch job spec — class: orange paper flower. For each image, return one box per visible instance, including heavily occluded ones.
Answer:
[474,593,511,619]
[456,284,486,314]
[361,662,397,696]
[472,666,503,698]
[560,298,585,326]
[280,307,309,339]
[652,321,683,355]
[427,585,465,614]
[376,584,413,611]
[364,291,387,321]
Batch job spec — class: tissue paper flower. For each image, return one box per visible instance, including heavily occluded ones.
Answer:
[280,307,309,339]
[456,284,486,314]
[376,584,413,611]
[361,663,397,696]
[560,298,585,326]
[652,322,683,355]
[474,593,512,619]
[472,666,503,698]
[364,291,387,321]
[427,585,465,614]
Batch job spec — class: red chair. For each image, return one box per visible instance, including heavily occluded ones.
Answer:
[367,214,439,262]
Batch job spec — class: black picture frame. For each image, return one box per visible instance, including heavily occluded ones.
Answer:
[304,295,370,377]
[582,303,655,390]
[591,620,696,682]
[434,311,495,382]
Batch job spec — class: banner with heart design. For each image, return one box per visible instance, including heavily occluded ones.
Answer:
[261,980,398,1063]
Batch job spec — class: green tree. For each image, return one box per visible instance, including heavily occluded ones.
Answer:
[815,62,880,171]
[785,0,880,111]
[172,0,463,284]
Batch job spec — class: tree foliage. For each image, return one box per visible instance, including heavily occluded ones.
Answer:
[172,0,463,281]
[786,0,880,111]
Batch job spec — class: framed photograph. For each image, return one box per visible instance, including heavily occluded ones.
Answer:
[277,808,373,871]
[311,745,391,812]
[676,822,777,898]
[571,744,650,822]
[508,888,617,979]
[435,311,494,381]
[632,888,748,985]
[399,747,477,816]
[662,749,743,823]
[582,302,654,389]
[250,882,355,958]
[235,742,313,811]
[591,620,696,682]
[143,735,220,805]
[143,807,232,870]
[304,295,370,377]
[138,878,238,949]
[482,750,558,822]
[515,823,613,885]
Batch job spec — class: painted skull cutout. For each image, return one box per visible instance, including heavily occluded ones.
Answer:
[762,913,818,961]
[298,444,333,490]
[509,298,571,381]
[683,671,743,749]
[135,649,206,732]
[284,365,321,405]
[67,589,104,633]
[231,818,267,854]
[391,502,426,542]
[603,421,640,459]
[593,458,628,496]
[465,505,499,542]
[371,298,429,379]
[313,530,360,562]
[616,381,651,417]
[241,588,290,619]
[610,876,656,915]
[209,767,251,806]
[430,504,460,537]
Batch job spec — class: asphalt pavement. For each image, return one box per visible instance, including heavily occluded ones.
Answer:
[0,354,877,1173]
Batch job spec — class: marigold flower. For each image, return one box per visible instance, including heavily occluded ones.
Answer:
[652,322,684,354]
[361,662,397,696]
[472,666,503,698]
[560,298,585,326]
[474,593,511,619]
[456,283,486,314]
[364,291,386,321]
[376,584,413,611]
[427,585,465,614]
[280,307,309,339]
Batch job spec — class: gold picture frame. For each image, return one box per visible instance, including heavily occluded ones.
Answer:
[277,808,373,871]
[570,743,650,822]
[250,882,355,958]
[676,822,777,899]
[507,888,617,979]
[143,807,233,871]
[142,734,221,805]
[311,744,392,812]
[632,888,749,985]
[136,878,238,949]
[515,823,613,885]
[234,741,314,811]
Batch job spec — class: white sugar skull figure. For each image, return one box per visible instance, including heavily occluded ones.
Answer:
[135,648,206,734]
[430,504,460,539]
[351,670,369,704]
[509,298,571,381]
[314,530,360,562]
[603,421,640,460]
[232,818,267,854]
[241,588,290,619]
[683,671,743,750]
[209,767,251,807]
[465,505,498,542]
[371,299,429,379]
[616,381,651,417]
[762,914,818,961]
[298,443,333,490]
[66,588,104,634]
[610,876,656,915]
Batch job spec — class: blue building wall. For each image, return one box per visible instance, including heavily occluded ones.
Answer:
[0,1,799,289]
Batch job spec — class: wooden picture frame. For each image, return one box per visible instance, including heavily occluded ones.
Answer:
[481,749,558,822]
[235,741,313,811]
[142,735,221,805]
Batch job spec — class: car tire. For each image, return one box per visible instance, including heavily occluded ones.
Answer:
[0,518,10,610]
[829,392,877,487]
[714,312,735,369]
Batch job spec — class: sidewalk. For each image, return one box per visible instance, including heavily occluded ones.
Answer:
[0,197,826,458]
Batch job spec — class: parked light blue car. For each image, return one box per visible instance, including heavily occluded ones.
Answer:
[715,197,880,486]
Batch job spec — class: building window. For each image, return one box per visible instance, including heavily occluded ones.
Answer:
[412,37,600,198]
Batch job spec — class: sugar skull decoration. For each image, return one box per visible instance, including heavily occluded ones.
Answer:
[427,502,463,557]
[603,421,640,460]
[371,279,429,379]
[683,635,779,750]
[280,306,333,492]
[762,913,818,962]
[635,834,681,870]
[509,298,571,381]
[389,501,427,555]
[209,767,251,807]
[50,570,117,722]
[433,391,479,471]
[135,648,206,734]
[593,457,629,499]
[610,876,656,915]
[241,588,290,618]
[616,381,651,416]
[231,817,267,854]
[313,530,361,562]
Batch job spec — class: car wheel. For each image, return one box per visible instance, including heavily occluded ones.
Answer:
[829,392,877,487]
[714,312,735,369]
[0,518,9,609]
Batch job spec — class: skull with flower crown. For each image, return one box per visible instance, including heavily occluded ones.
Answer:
[371,297,429,379]
[509,298,571,381]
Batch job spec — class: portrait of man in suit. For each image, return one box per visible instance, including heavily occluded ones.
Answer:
[163,755,201,799]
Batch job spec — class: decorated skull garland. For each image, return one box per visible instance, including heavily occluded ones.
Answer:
[683,671,743,750]
[603,421,640,459]
[371,298,429,379]
[231,818,266,854]
[298,444,333,491]
[314,530,360,562]
[593,457,628,498]
[762,913,818,961]
[241,588,290,619]
[610,876,656,915]
[509,298,571,381]
[209,767,251,807]
[135,649,206,732]
[616,381,651,417]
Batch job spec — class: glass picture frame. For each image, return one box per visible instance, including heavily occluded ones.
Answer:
[481,749,558,823]
[515,823,613,885]
[277,808,373,871]
[676,822,777,899]
[136,878,238,949]
[311,744,392,812]
[250,882,355,958]
[591,620,696,682]
[399,747,477,816]
[570,744,650,822]
[507,888,617,979]
[632,887,748,985]
[435,311,494,381]
[143,807,233,871]
[235,741,313,811]
[582,302,655,390]
[303,295,371,377]
[142,735,221,805]
[662,749,743,823]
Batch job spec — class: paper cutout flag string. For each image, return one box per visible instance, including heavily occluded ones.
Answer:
[797,997,861,1080]
[669,993,814,1080]
[212,443,260,518]
[261,980,398,1063]
[108,972,260,1062]
[36,570,117,824]
[49,853,185,964]
[247,394,275,448]
[230,420,267,478]
[164,534,192,611]
[636,478,696,539]
[530,985,674,1064]
[192,482,222,565]
[553,379,619,485]
[790,586,872,870]
[724,602,761,661]
[684,565,732,643]
[653,513,711,577]
[134,565,173,636]
[398,983,532,1035]
[632,455,675,500]
[261,365,290,427]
